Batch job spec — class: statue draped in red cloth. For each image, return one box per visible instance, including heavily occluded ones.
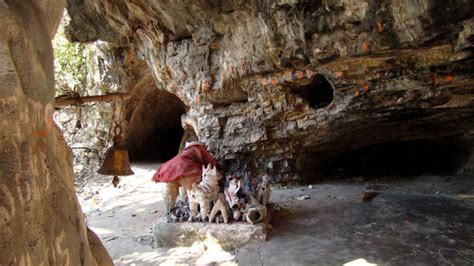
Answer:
[152,142,217,211]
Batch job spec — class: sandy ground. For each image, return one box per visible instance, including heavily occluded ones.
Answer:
[77,164,474,265]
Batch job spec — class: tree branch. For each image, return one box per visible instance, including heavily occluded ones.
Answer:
[55,93,128,107]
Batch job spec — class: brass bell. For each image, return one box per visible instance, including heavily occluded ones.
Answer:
[97,145,134,176]
[97,135,134,188]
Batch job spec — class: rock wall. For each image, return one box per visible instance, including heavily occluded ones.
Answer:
[66,0,474,182]
[0,1,109,264]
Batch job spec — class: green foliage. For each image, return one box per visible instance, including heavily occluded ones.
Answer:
[53,20,87,96]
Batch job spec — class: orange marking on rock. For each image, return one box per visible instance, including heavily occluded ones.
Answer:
[444,74,454,82]
[362,41,370,53]
[270,78,278,86]
[32,129,49,138]
[296,70,305,79]
[363,84,369,93]
[376,18,384,33]
[335,71,344,78]
[355,91,360,97]
[202,80,211,91]
[363,84,369,92]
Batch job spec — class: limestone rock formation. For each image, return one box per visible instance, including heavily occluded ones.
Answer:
[0,1,109,264]
[65,1,474,181]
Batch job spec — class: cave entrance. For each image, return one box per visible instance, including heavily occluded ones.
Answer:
[125,89,188,162]
[291,74,334,109]
[313,137,470,178]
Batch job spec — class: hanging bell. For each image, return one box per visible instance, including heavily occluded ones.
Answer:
[97,144,134,176]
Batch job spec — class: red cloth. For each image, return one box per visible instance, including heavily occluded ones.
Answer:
[152,143,217,183]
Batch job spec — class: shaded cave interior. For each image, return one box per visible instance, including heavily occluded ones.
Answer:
[301,136,472,180]
[125,89,188,162]
[122,85,472,179]
[290,74,334,109]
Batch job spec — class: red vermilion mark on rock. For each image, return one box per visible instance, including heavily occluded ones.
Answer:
[335,71,344,78]
[444,74,454,82]
[270,78,278,86]
[31,129,49,138]
[363,84,369,93]
[283,70,292,81]
[362,41,370,53]
[202,80,211,92]
[377,18,384,33]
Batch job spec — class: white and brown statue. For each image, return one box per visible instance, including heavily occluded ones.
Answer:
[209,193,229,223]
[225,176,244,220]
[256,174,271,206]
[187,164,222,222]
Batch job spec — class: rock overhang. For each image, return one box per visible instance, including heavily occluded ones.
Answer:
[64,0,474,181]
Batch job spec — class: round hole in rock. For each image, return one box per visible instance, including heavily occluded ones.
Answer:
[303,136,470,180]
[125,89,188,162]
[291,74,334,109]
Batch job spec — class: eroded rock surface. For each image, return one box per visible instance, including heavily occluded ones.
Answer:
[65,1,474,181]
[0,1,109,264]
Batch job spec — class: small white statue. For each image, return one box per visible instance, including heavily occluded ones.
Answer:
[187,164,222,222]
[209,193,229,223]
[187,183,210,222]
[256,175,271,206]
[224,177,243,220]
[198,164,222,201]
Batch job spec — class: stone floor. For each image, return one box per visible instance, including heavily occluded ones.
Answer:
[236,178,474,265]
[81,165,474,265]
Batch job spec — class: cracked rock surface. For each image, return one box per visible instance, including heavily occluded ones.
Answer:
[65,1,474,181]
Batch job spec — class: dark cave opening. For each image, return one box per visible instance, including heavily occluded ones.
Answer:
[310,137,471,179]
[131,126,184,161]
[125,89,187,162]
[291,74,334,109]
